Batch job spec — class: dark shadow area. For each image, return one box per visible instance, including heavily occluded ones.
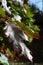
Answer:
[29,11,43,63]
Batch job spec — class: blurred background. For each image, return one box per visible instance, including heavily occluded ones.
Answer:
[28,0,43,63]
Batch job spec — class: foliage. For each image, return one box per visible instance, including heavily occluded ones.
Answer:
[0,0,39,63]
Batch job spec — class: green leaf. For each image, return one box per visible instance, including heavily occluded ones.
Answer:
[0,7,5,16]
